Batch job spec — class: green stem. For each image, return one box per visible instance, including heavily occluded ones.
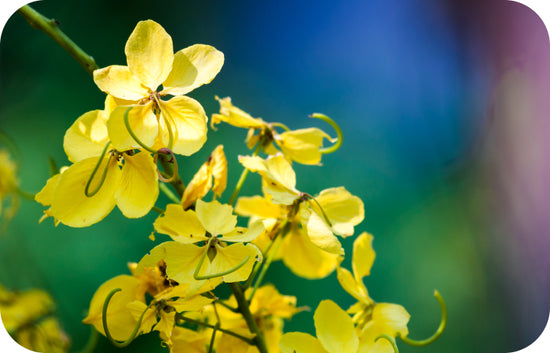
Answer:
[18,5,99,76]
[15,185,36,201]
[229,283,268,353]
[176,315,254,345]
[151,206,164,214]
[158,153,185,197]
[159,182,180,203]
[72,327,99,353]
[228,143,262,205]
[248,230,284,301]
[309,113,343,154]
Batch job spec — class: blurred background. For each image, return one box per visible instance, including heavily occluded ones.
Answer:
[1,0,549,352]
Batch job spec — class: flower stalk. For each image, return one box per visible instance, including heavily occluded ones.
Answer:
[18,5,99,76]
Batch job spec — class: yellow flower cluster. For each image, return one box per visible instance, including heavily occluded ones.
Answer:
[0,283,70,353]
[0,149,19,227]
[26,19,444,353]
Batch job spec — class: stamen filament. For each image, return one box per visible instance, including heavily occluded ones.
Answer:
[375,334,400,353]
[102,288,149,348]
[123,107,158,153]
[84,142,112,197]
[398,290,447,347]
[309,113,343,154]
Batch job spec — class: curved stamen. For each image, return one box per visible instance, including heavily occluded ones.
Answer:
[303,193,333,228]
[271,122,290,132]
[375,334,400,353]
[193,238,252,280]
[102,288,149,348]
[84,142,112,197]
[123,107,158,153]
[309,113,343,154]
[398,290,447,347]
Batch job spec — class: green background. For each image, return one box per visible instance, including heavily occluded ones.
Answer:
[1,1,549,352]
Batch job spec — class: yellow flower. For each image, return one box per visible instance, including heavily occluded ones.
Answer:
[280,299,409,353]
[94,20,224,156]
[35,97,159,227]
[0,148,19,225]
[236,154,364,278]
[213,97,334,165]
[144,200,264,285]
[83,262,213,345]
[181,145,228,209]
[336,233,410,353]
[0,284,70,353]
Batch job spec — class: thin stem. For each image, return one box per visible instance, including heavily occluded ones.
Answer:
[398,290,447,347]
[151,206,164,214]
[18,5,99,76]
[14,185,35,201]
[248,223,286,301]
[228,142,262,205]
[216,300,239,313]
[229,283,268,353]
[176,315,254,345]
[158,153,185,197]
[159,182,181,203]
[72,326,99,353]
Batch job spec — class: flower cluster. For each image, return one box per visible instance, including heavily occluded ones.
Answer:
[0,283,70,353]
[23,18,446,353]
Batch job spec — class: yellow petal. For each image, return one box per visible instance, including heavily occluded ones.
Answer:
[136,241,215,292]
[303,207,344,255]
[276,128,332,165]
[315,187,364,237]
[82,275,141,341]
[126,301,157,334]
[314,300,359,353]
[249,285,300,319]
[162,44,224,95]
[170,327,211,353]
[235,195,284,219]
[359,304,410,353]
[51,157,120,227]
[94,65,149,100]
[208,243,262,283]
[195,199,236,236]
[211,96,267,129]
[35,174,60,207]
[63,110,109,163]
[370,303,410,338]
[153,204,207,243]
[336,266,369,303]
[125,20,173,90]
[221,219,264,243]
[115,151,159,218]
[154,310,176,344]
[159,96,208,156]
[352,232,376,282]
[239,154,299,205]
[108,102,159,152]
[170,294,214,313]
[280,332,328,353]
[281,225,339,279]
[210,145,227,197]
[181,163,211,210]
